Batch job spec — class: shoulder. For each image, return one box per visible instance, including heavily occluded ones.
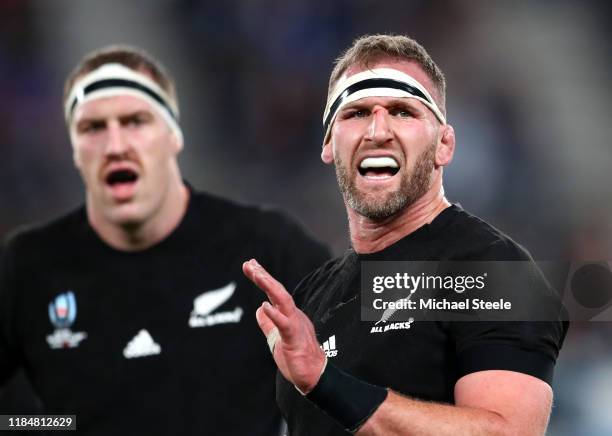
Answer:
[442,205,533,261]
[442,210,567,385]
[1,208,85,308]
[2,207,86,259]
[190,190,296,230]
[188,189,330,288]
[190,189,325,247]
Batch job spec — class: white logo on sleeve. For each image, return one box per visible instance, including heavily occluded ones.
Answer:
[189,281,244,328]
[123,329,161,359]
[321,335,338,358]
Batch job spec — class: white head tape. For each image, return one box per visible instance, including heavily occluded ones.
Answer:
[322,68,446,142]
[65,63,183,146]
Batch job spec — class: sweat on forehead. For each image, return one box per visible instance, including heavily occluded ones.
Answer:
[322,67,446,142]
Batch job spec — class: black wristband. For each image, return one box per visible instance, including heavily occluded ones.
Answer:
[305,362,388,433]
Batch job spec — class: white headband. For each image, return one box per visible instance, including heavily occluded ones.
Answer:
[322,68,446,141]
[65,63,183,146]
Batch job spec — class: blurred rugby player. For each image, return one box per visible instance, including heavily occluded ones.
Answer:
[0,45,329,435]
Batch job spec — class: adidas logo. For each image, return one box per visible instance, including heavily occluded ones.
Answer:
[123,329,161,359]
[321,335,338,358]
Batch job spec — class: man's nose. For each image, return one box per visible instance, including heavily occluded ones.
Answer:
[364,107,393,145]
[105,122,129,157]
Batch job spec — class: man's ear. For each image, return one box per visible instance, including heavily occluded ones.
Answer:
[321,140,334,165]
[170,129,184,154]
[435,124,455,167]
[72,148,81,168]
[70,131,81,169]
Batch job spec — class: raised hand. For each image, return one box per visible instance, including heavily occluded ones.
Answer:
[242,259,326,394]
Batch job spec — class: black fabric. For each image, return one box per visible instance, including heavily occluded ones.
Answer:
[0,188,330,436]
[305,362,388,433]
[277,204,568,436]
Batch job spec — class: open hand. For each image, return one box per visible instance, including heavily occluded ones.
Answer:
[242,259,326,394]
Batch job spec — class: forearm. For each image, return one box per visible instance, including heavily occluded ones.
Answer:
[357,391,530,436]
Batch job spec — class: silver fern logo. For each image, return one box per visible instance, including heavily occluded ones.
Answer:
[370,295,415,334]
[375,295,412,325]
[189,282,244,328]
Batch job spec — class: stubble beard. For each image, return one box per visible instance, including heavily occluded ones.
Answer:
[335,141,436,221]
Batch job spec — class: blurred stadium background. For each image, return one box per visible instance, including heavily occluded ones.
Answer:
[1,0,611,434]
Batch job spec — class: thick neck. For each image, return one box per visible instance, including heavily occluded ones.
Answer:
[87,166,189,252]
[348,175,450,254]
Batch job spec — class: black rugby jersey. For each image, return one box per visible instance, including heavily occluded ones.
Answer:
[0,188,329,436]
[277,205,567,436]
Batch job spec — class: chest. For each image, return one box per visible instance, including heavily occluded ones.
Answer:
[13,250,267,403]
[304,289,459,401]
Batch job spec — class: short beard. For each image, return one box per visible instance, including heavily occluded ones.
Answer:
[335,142,436,221]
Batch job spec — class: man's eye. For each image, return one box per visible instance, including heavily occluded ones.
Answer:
[125,116,144,127]
[80,122,105,133]
[391,108,413,118]
[345,109,369,119]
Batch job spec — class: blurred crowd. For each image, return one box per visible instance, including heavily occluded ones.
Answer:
[1,0,610,434]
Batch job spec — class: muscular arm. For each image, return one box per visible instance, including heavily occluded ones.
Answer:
[358,370,552,436]
[243,259,554,436]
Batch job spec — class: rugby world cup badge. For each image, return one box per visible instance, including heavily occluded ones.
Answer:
[46,291,87,349]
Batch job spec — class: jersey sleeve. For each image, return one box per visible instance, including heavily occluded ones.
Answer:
[0,235,23,385]
[449,242,569,385]
[449,320,567,385]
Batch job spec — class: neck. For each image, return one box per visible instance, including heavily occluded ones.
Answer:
[88,169,189,252]
[348,176,450,254]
